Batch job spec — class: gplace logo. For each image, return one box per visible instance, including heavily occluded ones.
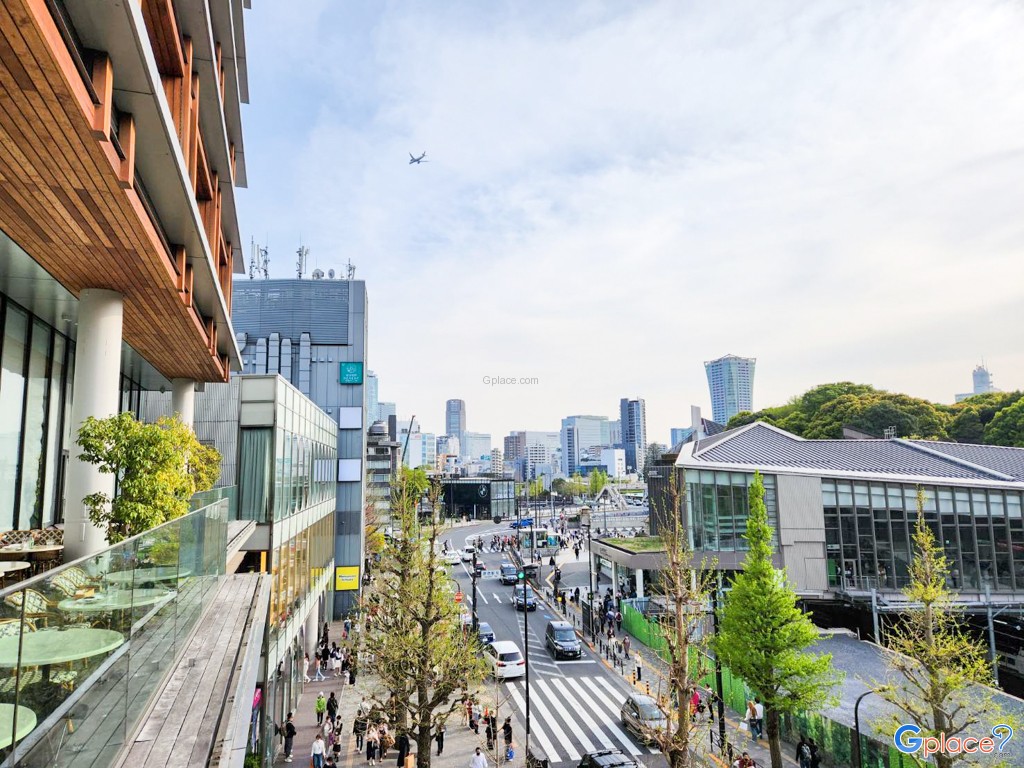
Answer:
[893,724,1014,757]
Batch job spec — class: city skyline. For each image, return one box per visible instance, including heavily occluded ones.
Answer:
[239,1,1024,447]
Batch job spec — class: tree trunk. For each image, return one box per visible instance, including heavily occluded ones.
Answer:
[415,723,432,768]
[766,708,783,768]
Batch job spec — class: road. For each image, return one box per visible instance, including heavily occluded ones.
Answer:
[447,520,661,768]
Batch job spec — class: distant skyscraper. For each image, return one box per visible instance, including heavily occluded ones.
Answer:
[463,432,492,460]
[366,370,379,423]
[619,398,647,474]
[704,354,756,424]
[446,399,467,450]
[956,364,1000,402]
[378,401,396,422]
[670,427,689,446]
[560,415,610,476]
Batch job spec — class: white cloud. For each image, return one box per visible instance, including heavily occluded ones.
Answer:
[238,0,1024,442]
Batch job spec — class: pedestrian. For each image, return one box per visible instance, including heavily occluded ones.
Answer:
[471,701,482,734]
[331,645,342,676]
[809,738,821,768]
[354,712,367,751]
[622,635,631,659]
[463,698,473,727]
[635,651,643,681]
[796,735,812,768]
[434,723,446,756]
[366,726,380,766]
[316,692,327,726]
[314,650,327,682]
[312,733,327,768]
[283,712,296,763]
[304,653,312,683]
[754,698,764,741]
[733,751,754,768]
[327,692,339,722]
[323,716,335,747]
[349,656,358,686]
[502,716,513,748]
[396,730,410,768]
[470,747,487,768]
[745,700,758,740]
[485,715,496,750]
[615,610,623,632]
[344,616,352,639]
[333,735,343,766]
[323,620,330,647]
[379,724,392,760]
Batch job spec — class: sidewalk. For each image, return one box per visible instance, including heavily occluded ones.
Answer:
[536,540,797,768]
[273,619,514,768]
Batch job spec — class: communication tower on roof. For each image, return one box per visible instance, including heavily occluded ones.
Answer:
[248,238,269,279]
[296,245,309,279]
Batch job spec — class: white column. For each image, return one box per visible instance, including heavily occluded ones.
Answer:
[636,568,645,598]
[610,559,618,596]
[170,378,196,427]
[64,289,124,562]
[305,606,319,657]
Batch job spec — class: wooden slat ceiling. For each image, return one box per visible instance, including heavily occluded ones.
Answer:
[0,0,226,382]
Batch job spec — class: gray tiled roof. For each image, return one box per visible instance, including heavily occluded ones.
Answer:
[688,423,1022,482]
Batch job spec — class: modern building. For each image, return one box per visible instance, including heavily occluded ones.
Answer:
[704,354,756,425]
[609,420,622,447]
[490,448,505,476]
[441,477,516,521]
[619,397,647,475]
[366,420,400,536]
[0,0,250,559]
[366,369,380,422]
[560,415,611,475]
[232,277,368,614]
[378,401,397,423]
[402,431,437,470]
[601,447,627,478]
[463,431,492,461]
[670,406,726,448]
[956,364,1000,402]
[446,398,467,449]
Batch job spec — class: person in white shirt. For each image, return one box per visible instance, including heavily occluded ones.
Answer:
[311,734,327,768]
[470,747,488,768]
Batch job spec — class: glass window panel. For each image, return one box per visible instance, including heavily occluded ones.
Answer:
[0,304,29,527]
[822,480,836,506]
[937,488,954,513]
[887,486,904,509]
[837,482,853,505]
[870,483,886,508]
[41,333,65,526]
[854,483,869,505]
[18,320,51,527]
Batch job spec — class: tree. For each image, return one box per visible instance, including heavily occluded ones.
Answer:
[588,469,608,496]
[362,469,486,768]
[645,474,715,768]
[75,413,220,543]
[644,442,668,470]
[984,397,1024,447]
[874,490,1018,768]
[713,472,841,768]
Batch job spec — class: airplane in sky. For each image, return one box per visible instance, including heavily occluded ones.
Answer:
[409,152,427,165]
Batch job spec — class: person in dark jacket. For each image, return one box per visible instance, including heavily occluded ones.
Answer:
[283,712,297,762]
[434,723,445,756]
[395,730,410,767]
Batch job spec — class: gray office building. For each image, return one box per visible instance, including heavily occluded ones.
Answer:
[232,277,368,614]
[446,399,467,451]
[619,397,647,475]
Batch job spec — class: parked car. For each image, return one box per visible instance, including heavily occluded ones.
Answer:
[509,518,533,529]
[485,640,526,679]
[442,550,461,565]
[477,622,495,644]
[545,620,582,659]
[578,751,641,768]
[460,546,476,562]
[512,584,537,611]
[499,564,518,585]
[619,693,667,742]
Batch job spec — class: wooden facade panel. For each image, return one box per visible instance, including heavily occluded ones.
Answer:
[0,0,228,381]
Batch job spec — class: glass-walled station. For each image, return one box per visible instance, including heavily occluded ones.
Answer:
[232,375,338,765]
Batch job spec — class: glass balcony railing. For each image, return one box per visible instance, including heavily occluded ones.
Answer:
[0,498,229,767]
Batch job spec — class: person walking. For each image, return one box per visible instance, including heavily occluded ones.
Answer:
[635,651,643,681]
[304,653,312,683]
[315,692,327,726]
[311,733,327,768]
[796,735,812,768]
[344,616,352,639]
[354,712,367,752]
[327,692,339,723]
[622,635,631,659]
[485,715,496,751]
[502,717,513,749]
[283,712,297,763]
[809,738,822,768]
[470,747,487,768]
[314,650,327,682]
[366,726,380,766]
[434,723,446,756]
[753,699,765,741]
[395,730,410,768]
[615,610,623,632]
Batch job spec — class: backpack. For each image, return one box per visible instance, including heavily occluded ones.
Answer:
[799,744,811,760]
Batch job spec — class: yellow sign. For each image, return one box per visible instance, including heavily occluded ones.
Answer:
[335,566,360,591]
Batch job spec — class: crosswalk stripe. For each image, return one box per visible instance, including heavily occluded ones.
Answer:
[504,683,562,763]
[511,680,582,762]
[537,679,611,752]
[573,678,644,756]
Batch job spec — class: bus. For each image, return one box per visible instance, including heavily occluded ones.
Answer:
[517,527,559,554]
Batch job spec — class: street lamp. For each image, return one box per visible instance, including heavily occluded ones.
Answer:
[517,565,531,763]
[852,690,874,768]
[471,550,479,631]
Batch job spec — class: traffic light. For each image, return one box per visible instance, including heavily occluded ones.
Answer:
[517,570,525,581]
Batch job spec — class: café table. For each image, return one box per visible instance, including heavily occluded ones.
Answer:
[0,702,36,749]
[57,588,174,615]
[0,627,124,679]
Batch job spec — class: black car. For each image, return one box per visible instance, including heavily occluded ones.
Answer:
[499,564,518,585]
[477,621,495,644]
[578,750,641,768]
[512,585,537,611]
[545,620,582,659]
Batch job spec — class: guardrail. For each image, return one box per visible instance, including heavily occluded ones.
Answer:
[0,500,229,767]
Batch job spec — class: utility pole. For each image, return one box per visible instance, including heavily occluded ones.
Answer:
[472,550,479,631]
[986,584,999,686]
[711,572,726,751]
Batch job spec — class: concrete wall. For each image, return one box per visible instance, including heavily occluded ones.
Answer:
[776,473,827,592]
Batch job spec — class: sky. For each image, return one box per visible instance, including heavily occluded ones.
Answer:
[237,0,1024,445]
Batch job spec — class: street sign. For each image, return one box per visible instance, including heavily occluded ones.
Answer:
[454,591,464,603]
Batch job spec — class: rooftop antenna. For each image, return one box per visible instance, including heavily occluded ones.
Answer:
[346,259,356,280]
[249,238,270,279]
[296,244,309,279]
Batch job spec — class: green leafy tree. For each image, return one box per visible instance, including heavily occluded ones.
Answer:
[949,407,984,443]
[874,491,1018,768]
[363,470,486,767]
[645,475,715,768]
[588,469,609,496]
[75,413,220,543]
[644,442,668,470]
[796,382,878,416]
[713,472,841,768]
[983,397,1024,447]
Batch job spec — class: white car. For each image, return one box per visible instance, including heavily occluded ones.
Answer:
[442,550,461,565]
[461,546,476,563]
[485,640,525,679]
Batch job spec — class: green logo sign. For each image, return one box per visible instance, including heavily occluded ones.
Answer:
[339,362,363,384]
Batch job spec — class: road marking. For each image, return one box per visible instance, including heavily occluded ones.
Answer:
[509,681,581,761]
[492,594,502,603]
[505,683,561,763]
[542,678,617,751]
[572,678,643,756]
[534,679,598,753]
[477,592,488,605]
[555,659,596,665]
